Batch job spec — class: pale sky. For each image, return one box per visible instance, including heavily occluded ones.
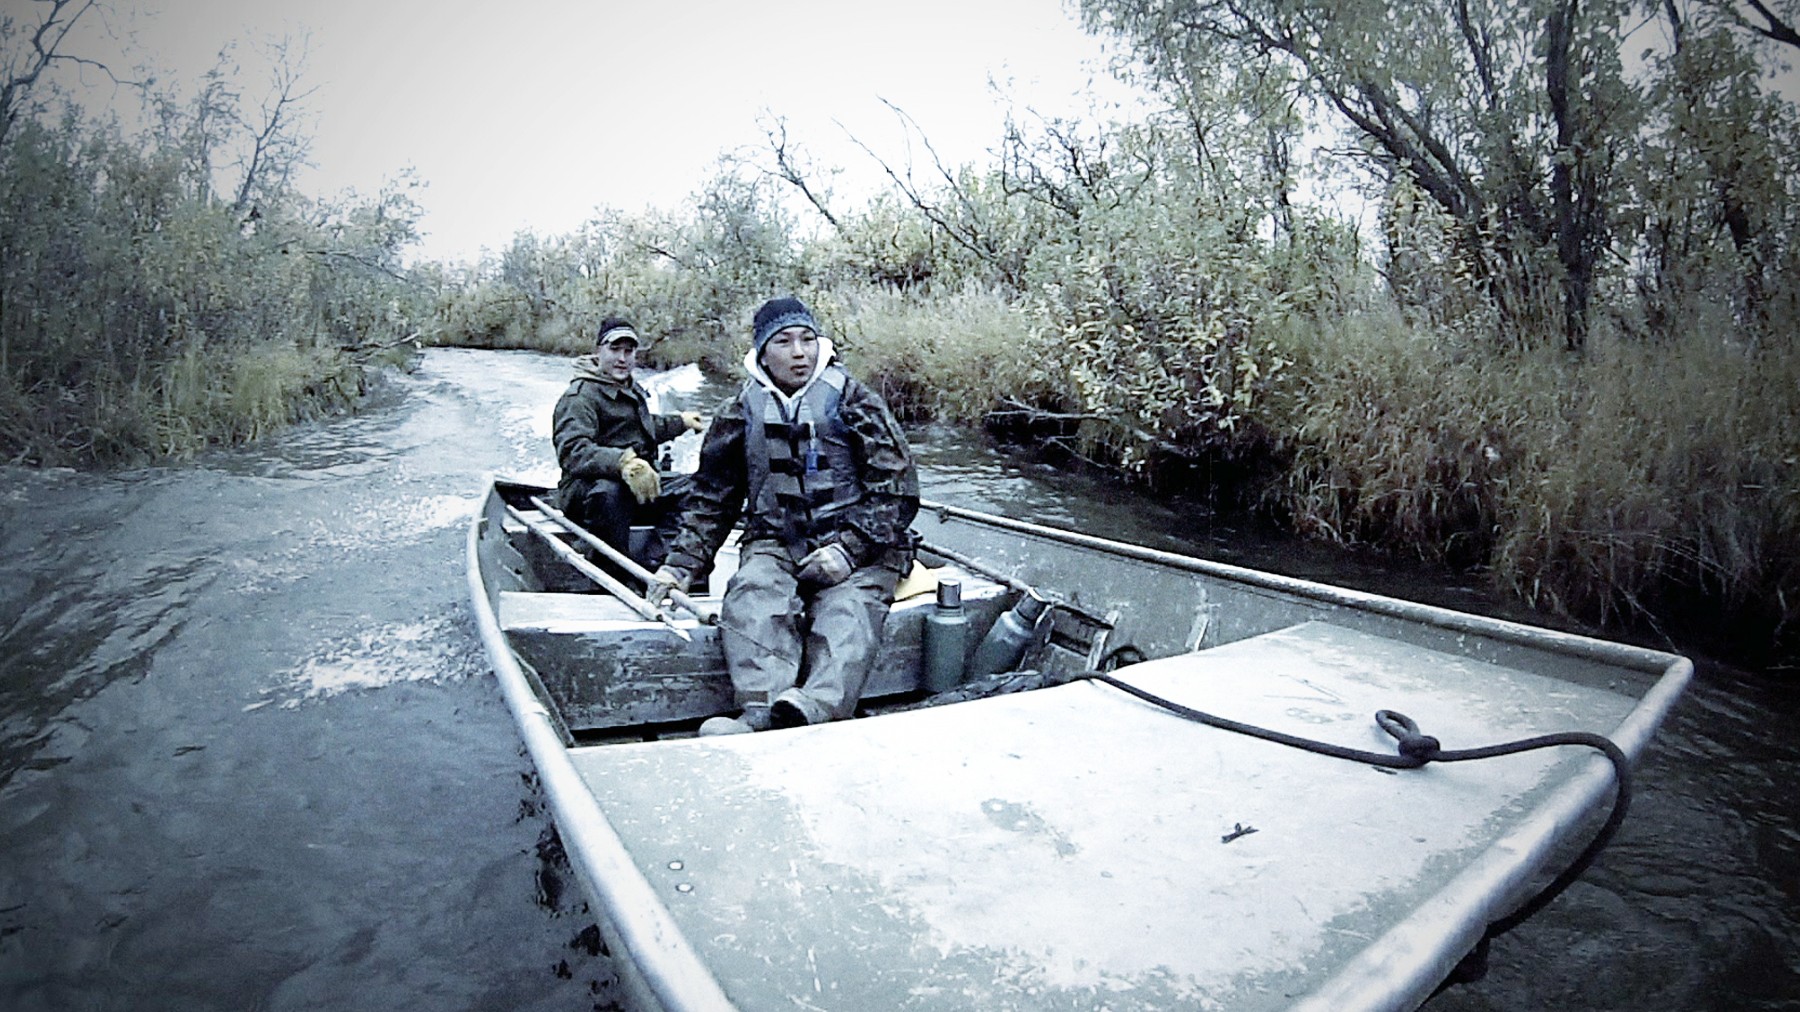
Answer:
[39,1,1793,268]
[49,0,1128,265]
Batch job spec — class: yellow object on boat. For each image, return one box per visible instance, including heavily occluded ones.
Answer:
[893,561,941,602]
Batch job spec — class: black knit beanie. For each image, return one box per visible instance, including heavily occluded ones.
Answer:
[752,297,818,355]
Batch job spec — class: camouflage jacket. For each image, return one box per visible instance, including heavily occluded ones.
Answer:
[663,356,918,576]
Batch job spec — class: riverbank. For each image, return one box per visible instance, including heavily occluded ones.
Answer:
[0,115,431,471]
[434,286,1798,676]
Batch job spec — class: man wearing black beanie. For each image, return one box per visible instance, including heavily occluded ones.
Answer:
[651,297,920,734]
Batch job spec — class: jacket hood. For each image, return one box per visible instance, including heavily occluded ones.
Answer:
[571,353,630,386]
[743,337,837,407]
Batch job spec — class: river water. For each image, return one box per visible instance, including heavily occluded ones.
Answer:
[0,347,1794,1011]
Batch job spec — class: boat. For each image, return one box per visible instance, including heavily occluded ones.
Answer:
[466,476,1692,1011]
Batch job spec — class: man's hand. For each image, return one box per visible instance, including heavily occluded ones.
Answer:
[647,566,689,608]
[796,543,853,587]
[619,448,661,504]
[679,411,705,434]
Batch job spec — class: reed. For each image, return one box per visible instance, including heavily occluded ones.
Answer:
[1261,306,1799,663]
[1265,307,1532,560]
[810,284,1035,423]
[1491,329,1799,662]
[153,340,362,457]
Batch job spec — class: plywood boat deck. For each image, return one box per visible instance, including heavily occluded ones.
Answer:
[564,620,1636,1010]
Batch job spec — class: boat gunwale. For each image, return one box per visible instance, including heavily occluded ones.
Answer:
[468,482,733,1012]
[1291,652,1690,1008]
[919,500,1691,722]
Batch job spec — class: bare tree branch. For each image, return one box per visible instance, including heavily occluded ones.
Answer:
[843,101,1024,285]
[303,248,410,281]
[642,243,687,266]
[2,0,104,147]
[1731,0,1800,48]
[997,106,1133,221]
[231,35,317,211]
[760,113,841,231]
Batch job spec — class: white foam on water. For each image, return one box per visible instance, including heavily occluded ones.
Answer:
[274,618,464,704]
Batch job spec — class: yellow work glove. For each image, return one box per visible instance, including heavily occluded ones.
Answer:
[796,542,854,587]
[618,447,661,504]
[679,411,705,434]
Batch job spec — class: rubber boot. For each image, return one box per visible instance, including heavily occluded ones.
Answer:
[699,706,772,737]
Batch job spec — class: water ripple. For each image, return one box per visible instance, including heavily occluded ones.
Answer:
[261,612,483,706]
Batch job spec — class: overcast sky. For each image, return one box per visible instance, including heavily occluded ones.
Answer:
[47,1,1795,267]
[54,0,1128,265]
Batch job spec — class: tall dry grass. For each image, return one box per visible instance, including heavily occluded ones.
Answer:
[809,284,1038,423]
[1493,330,1799,659]
[1267,307,1540,561]
[1266,307,1799,664]
[154,341,365,457]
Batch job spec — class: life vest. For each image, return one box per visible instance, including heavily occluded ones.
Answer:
[741,365,865,552]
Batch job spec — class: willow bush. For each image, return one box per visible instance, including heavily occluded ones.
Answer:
[1012,194,1357,480]
[805,283,1032,423]
[0,116,424,467]
[428,164,811,374]
[432,279,554,350]
[805,192,945,292]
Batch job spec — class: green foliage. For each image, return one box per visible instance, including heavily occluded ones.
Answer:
[1081,0,1644,349]
[431,277,550,350]
[0,109,424,466]
[805,283,1034,423]
[1630,18,1800,344]
[1014,184,1366,477]
[806,192,944,291]
[428,161,809,372]
[154,339,362,451]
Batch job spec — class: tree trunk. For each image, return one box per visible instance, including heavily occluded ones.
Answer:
[1546,0,1591,351]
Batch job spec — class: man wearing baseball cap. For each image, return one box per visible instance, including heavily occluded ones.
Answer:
[551,316,704,571]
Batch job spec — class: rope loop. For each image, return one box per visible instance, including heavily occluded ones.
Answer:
[1377,709,1442,760]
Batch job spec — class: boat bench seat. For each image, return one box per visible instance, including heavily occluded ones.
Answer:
[497,570,1013,734]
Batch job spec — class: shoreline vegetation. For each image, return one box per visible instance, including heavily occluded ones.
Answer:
[4,2,1794,671]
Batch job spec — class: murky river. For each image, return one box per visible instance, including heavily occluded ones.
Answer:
[1,347,1794,1010]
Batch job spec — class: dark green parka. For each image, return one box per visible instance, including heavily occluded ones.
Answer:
[552,355,688,507]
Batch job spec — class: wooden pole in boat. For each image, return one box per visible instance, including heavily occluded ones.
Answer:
[525,495,820,667]
[500,501,694,641]
[527,494,719,625]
